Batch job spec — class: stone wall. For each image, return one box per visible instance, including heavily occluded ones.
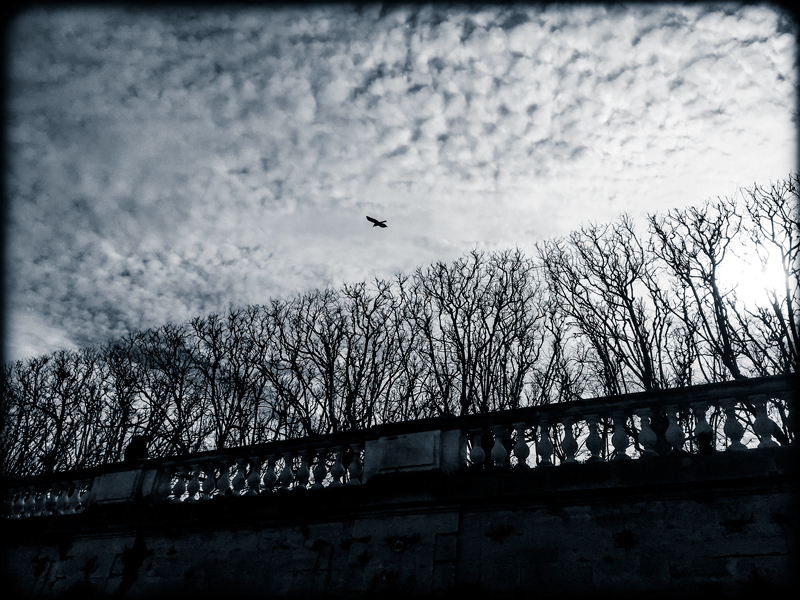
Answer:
[4,446,794,599]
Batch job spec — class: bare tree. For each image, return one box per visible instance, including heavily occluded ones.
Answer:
[383,274,429,423]
[3,176,796,477]
[734,174,799,375]
[128,324,211,457]
[529,295,590,405]
[474,249,549,410]
[1,356,52,477]
[190,308,272,449]
[337,279,410,429]
[98,336,152,463]
[255,291,346,437]
[538,216,676,395]
[649,198,747,381]
[410,249,548,416]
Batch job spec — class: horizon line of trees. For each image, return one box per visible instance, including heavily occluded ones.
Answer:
[2,174,798,478]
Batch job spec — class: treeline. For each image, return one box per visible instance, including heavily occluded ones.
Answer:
[2,175,797,477]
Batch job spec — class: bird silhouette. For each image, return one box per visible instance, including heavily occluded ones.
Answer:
[366,216,387,228]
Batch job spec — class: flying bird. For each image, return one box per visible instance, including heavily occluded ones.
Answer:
[366,216,387,228]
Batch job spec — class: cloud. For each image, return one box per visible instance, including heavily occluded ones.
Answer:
[5,3,796,361]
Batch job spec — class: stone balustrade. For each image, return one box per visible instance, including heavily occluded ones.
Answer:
[2,428,370,518]
[2,374,794,519]
[4,474,94,520]
[160,436,367,504]
[460,376,794,469]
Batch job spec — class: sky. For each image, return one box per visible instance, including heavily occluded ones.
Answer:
[4,2,797,363]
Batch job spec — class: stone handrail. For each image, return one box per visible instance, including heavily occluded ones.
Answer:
[2,373,795,518]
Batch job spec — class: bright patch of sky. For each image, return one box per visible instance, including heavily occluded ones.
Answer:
[4,3,797,362]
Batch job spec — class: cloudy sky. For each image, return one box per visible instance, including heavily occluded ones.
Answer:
[4,3,797,363]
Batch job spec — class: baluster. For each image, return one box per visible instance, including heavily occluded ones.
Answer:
[751,395,779,448]
[53,486,68,515]
[14,489,27,518]
[691,402,715,454]
[19,489,33,518]
[22,486,36,517]
[47,486,61,514]
[156,467,173,502]
[490,426,508,468]
[512,423,530,469]
[279,454,295,491]
[231,459,248,496]
[296,452,311,490]
[537,421,554,467]
[561,417,578,464]
[13,489,26,518]
[330,447,345,487]
[247,457,263,495]
[77,479,93,511]
[347,444,363,485]
[200,464,216,500]
[33,487,46,516]
[185,465,201,502]
[3,490,16,518]
[664,406,686,454]
[54,484,70,514]
[611,412,631,460]
[42,487,54,516]
[636,409,659,458]
[470,430,486,468]
[60,484,76,514]
[215,461,231,498]
[262,457,278,493]
[20,487,35,517]
[66,481,82,513]
[721,398,746,451]
[585,415,604,462]
[312,449,328,489]
[172,467,188,502]
[43,486,57,515]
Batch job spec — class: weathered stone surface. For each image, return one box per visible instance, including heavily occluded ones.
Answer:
[90,469,143,504]
[362,429,466,481]
[3,447,795,599]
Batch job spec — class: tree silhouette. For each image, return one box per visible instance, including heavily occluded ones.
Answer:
[2,175,796,477]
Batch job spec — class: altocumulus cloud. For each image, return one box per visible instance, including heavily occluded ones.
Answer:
[5,4,796,361]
